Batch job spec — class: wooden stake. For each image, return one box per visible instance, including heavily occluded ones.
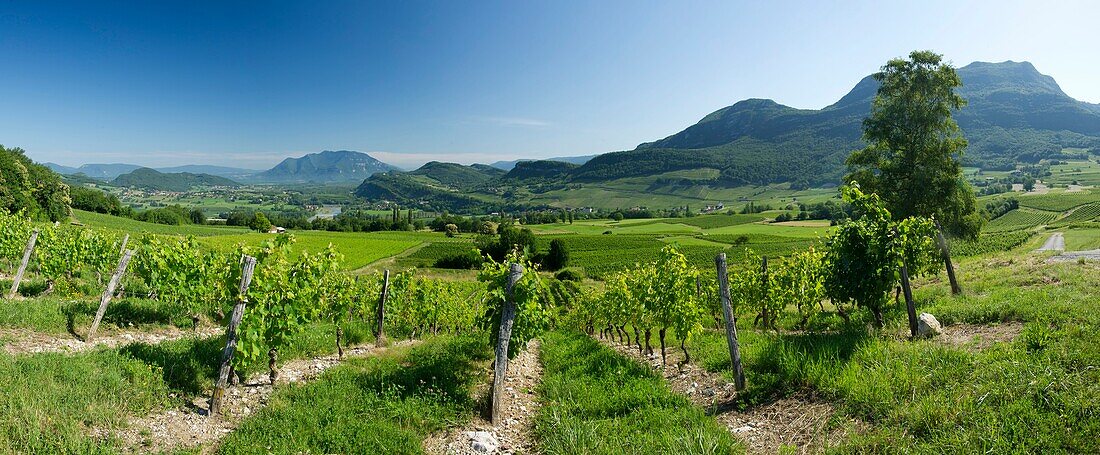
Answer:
[210,255,256,418]
[375,269,390,346]
[716,253,746,390]
[118,233,130,256]
[86,249,134,342]
[491,263,522,426]
[934,223,961,295]
[900,260,918,337]
[7,229,38,299]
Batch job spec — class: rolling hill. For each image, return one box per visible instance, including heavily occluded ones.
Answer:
[111,168,240,191]
[255,150,398,183]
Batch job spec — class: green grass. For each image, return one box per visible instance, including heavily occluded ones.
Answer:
[72,209,249,236]
[535,331,741,454]
[0,350,170,453]
[0,296,196,334]
[678,253,1100,453]
[1061,228,1100,251]
[198,231,421,270]
[218,335,491,454]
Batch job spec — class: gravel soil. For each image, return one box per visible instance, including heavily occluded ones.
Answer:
[0,326,222,355]
[423,339,543,455]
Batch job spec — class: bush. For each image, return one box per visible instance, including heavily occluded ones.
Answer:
[543,239,569,271]
[434,249,484,269]
[554,269,583,281]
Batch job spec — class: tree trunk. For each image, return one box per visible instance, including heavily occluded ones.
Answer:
[268,348,279,384]
[659,328,667,366]
[644,329,653,356]
[633,326,642,353]
[336,324,344,359]
[680,338,690,363]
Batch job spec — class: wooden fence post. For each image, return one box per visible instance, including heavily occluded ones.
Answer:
[934,223,961,295]
[375,269,390,346]
[7,229,39,299]
[86,249,134,342]
[491,263,522,426]
[118,233,130,256]
[209,255,256,417]
[716,253,746,391]
[760,256,770,329]
[900,260,918,337]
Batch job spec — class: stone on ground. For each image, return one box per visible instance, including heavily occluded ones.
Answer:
[917,313,942,338]
[467,431,499,453]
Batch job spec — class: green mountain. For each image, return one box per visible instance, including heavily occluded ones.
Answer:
[44,163,142,180]
[504,160,578,180]
[112,168,240,191]
[256,150,398,183]
[582,61,1100,185]
[354,162,505,211]
[351,61,1100,213]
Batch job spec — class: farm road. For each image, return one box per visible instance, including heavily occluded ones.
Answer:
[1036,232,1064,251]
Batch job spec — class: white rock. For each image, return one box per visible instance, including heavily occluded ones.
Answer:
[467,431,499,453]
[917,313,942,338]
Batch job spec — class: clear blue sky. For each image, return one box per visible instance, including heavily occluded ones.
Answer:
[3,0,1098,170]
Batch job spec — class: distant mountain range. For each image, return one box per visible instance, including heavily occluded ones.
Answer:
[353,60,1100,211]
[45,162,259,180]
[47,150,399,184]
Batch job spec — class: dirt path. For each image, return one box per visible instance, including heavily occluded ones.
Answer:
[1036,232,1065,251]
[0,326,223,355]
[97,340,418,454]
[424,339,543,455]
[596,335,862,455]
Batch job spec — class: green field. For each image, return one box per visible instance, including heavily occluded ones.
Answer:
[197,231,422,271]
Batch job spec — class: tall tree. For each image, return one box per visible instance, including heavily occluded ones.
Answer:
[845,51,982,238]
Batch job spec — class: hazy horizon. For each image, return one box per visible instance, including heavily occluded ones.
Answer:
[3,1,1099,170]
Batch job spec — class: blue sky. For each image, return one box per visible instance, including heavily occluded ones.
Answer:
[2,1,1098,170]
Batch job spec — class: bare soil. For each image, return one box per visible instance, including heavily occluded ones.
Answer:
[938,322,1024,351]
[96,340,417,454]
[424,339,543,455]
[0,326,222,355]
[598,335,863,455]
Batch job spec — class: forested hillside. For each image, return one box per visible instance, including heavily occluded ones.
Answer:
[111,168,240,191]
[0,145,70,221]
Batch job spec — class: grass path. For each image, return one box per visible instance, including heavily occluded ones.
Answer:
[1,325,222,355]
[100,340,420,454]
[595,334,860,454]
[534,331,741,454]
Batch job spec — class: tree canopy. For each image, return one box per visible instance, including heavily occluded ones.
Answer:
[845,51,982,238]
[0,145,71,221]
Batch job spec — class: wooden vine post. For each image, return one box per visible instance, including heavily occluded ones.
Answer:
[209,255,256,418]
[934,222,961,295]
[491,263,522,426]
[6,228,39,299]
[118,233,130,256]
[760,256,770,329]
[86,249,134,342]
[715,253,746,390]
[900,260,918,337]
[375,269,390,346]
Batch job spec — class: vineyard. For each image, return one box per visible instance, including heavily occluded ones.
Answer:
[983,208,1056,232]
[2,182,1099,453]
[1049,203,1100,227]
[1015,189,1099,212]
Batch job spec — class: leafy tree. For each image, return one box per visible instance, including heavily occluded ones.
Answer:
[543,239,569,271]
[189,208,206,224]
[444,223,459,237]
[0,145,71,221]
[249,212,273,232]
[845,51,983,238]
